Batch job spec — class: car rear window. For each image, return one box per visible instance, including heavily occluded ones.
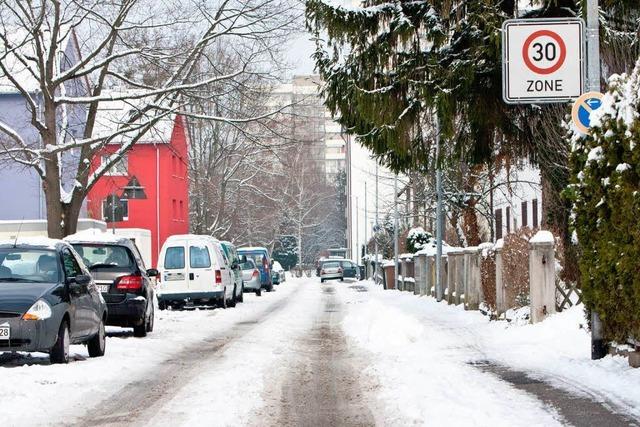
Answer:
[241,252,267,267]
[324,262,339,268]
[0,248,61,283]
[164,246,185,269]
[190,245,211,268]
[72,244,134,269]
[240,260,256,270]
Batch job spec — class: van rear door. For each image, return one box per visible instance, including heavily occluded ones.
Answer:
[161,240,189,293]
[187,241,216,292]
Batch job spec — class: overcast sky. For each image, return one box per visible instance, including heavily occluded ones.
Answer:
[284,30,317,76]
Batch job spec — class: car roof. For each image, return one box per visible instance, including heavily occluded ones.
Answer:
[64,233,132,246]
[164,234,221,243]
[0,237,67,251]
[238,246,268,252]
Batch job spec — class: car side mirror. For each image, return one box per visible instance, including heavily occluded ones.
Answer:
[75,274,91,285]
[147,268,159,277]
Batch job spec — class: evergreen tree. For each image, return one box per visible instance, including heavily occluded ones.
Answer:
[567,60,640,341]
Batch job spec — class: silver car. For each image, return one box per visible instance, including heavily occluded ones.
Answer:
[241,259,262,296]
[320,261,342,283]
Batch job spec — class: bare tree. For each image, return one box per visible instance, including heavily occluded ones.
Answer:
[0,0,297,237]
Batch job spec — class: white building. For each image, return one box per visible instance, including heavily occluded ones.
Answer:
[491,162,543,240]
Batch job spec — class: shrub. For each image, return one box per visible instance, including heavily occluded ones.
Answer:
[480,244,496,311]
[502,228,535,310]
[406,227,433,253]
[567,61,640,342]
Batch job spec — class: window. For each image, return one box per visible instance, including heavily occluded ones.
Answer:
[495,208,503,240]
[164,247,185,269]
[172,155,177,174]
[190,245,211,268]
[179,200,184,220]
[172,199,177,219]
[102,154,128,176]
[102,195,128,222]
[0,248,60,283]
[521,201,528,227]
[62,249,82,278]
[72,244,134,269]
[122,176,147,199]
[506,207,511,234]
[532,199,539,228]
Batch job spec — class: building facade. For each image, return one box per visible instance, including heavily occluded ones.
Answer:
[86,111,190,267]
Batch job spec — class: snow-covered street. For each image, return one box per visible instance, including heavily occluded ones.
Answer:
[1,277,639,427]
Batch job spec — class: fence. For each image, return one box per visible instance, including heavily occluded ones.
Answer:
[380,230,582,324]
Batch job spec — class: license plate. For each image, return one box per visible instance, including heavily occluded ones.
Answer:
[165,273,185,281]
[97,285,110,293]
[0,323,9,340]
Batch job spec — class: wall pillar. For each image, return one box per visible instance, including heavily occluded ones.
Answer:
[464,247,481,310]
[494,239,506,317]
[529,231,556,323]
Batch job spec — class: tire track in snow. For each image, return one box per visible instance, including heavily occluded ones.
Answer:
[264,283,377,427]
[67,285,302,427]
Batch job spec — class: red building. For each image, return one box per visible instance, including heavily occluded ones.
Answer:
[87,108,189,267]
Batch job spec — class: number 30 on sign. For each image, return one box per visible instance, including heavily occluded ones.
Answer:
[502,18,585,104]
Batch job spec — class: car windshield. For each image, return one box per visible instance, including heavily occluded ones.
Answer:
[72,244,133,269]
[324,262,339,268]
[0,248,60,283]
[240,260,256,270]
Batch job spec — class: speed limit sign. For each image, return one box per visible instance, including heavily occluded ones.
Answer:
[502,18,585,104]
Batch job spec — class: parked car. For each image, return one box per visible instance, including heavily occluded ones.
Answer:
[272,260,286,283]
[320,261,343,283]
[0,238,107,364]
[157,235,236,309]
[65,233,157,337]
[340,260,359,280]
[240,259,262,296]
[316,256,345,276]
[220,241,244,304]
[237,247,273,292]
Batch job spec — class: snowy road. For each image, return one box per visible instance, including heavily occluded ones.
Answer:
[1,277,638,427]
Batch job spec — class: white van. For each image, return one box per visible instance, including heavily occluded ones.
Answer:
[157,235,235,309]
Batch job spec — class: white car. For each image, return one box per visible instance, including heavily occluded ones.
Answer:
[320,261,343,283]
[157,235,236,309]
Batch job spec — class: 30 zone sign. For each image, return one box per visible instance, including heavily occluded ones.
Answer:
[502,18,584,104]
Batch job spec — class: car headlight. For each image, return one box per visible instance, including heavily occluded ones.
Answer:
[23,299,53,321]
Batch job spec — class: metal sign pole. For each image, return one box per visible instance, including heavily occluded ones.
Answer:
[394,173,399,289]
[435,114,443,301]
[586,0,607,360]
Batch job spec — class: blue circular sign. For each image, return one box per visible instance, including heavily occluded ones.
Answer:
[572,92,604,134]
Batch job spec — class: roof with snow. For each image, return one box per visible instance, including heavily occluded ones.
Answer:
[92,93,179,144]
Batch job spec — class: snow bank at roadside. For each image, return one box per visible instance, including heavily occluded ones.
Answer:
[338,282,640,424]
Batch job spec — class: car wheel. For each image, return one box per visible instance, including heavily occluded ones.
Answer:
[321,279,324,283]
[146,304,155,333]
[256,288,262,296]
[219,288,228,309]
[228,285,237,307]
[340,277,344,282]
[268,284,274,292]
[238,285,244,303]
[50,320,70,364]
[158,300,167,311]
[133,315,148,337]
[88,318,106,358]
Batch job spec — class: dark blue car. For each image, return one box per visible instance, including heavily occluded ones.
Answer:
[0,239,107,364]
[237,247,273,292]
